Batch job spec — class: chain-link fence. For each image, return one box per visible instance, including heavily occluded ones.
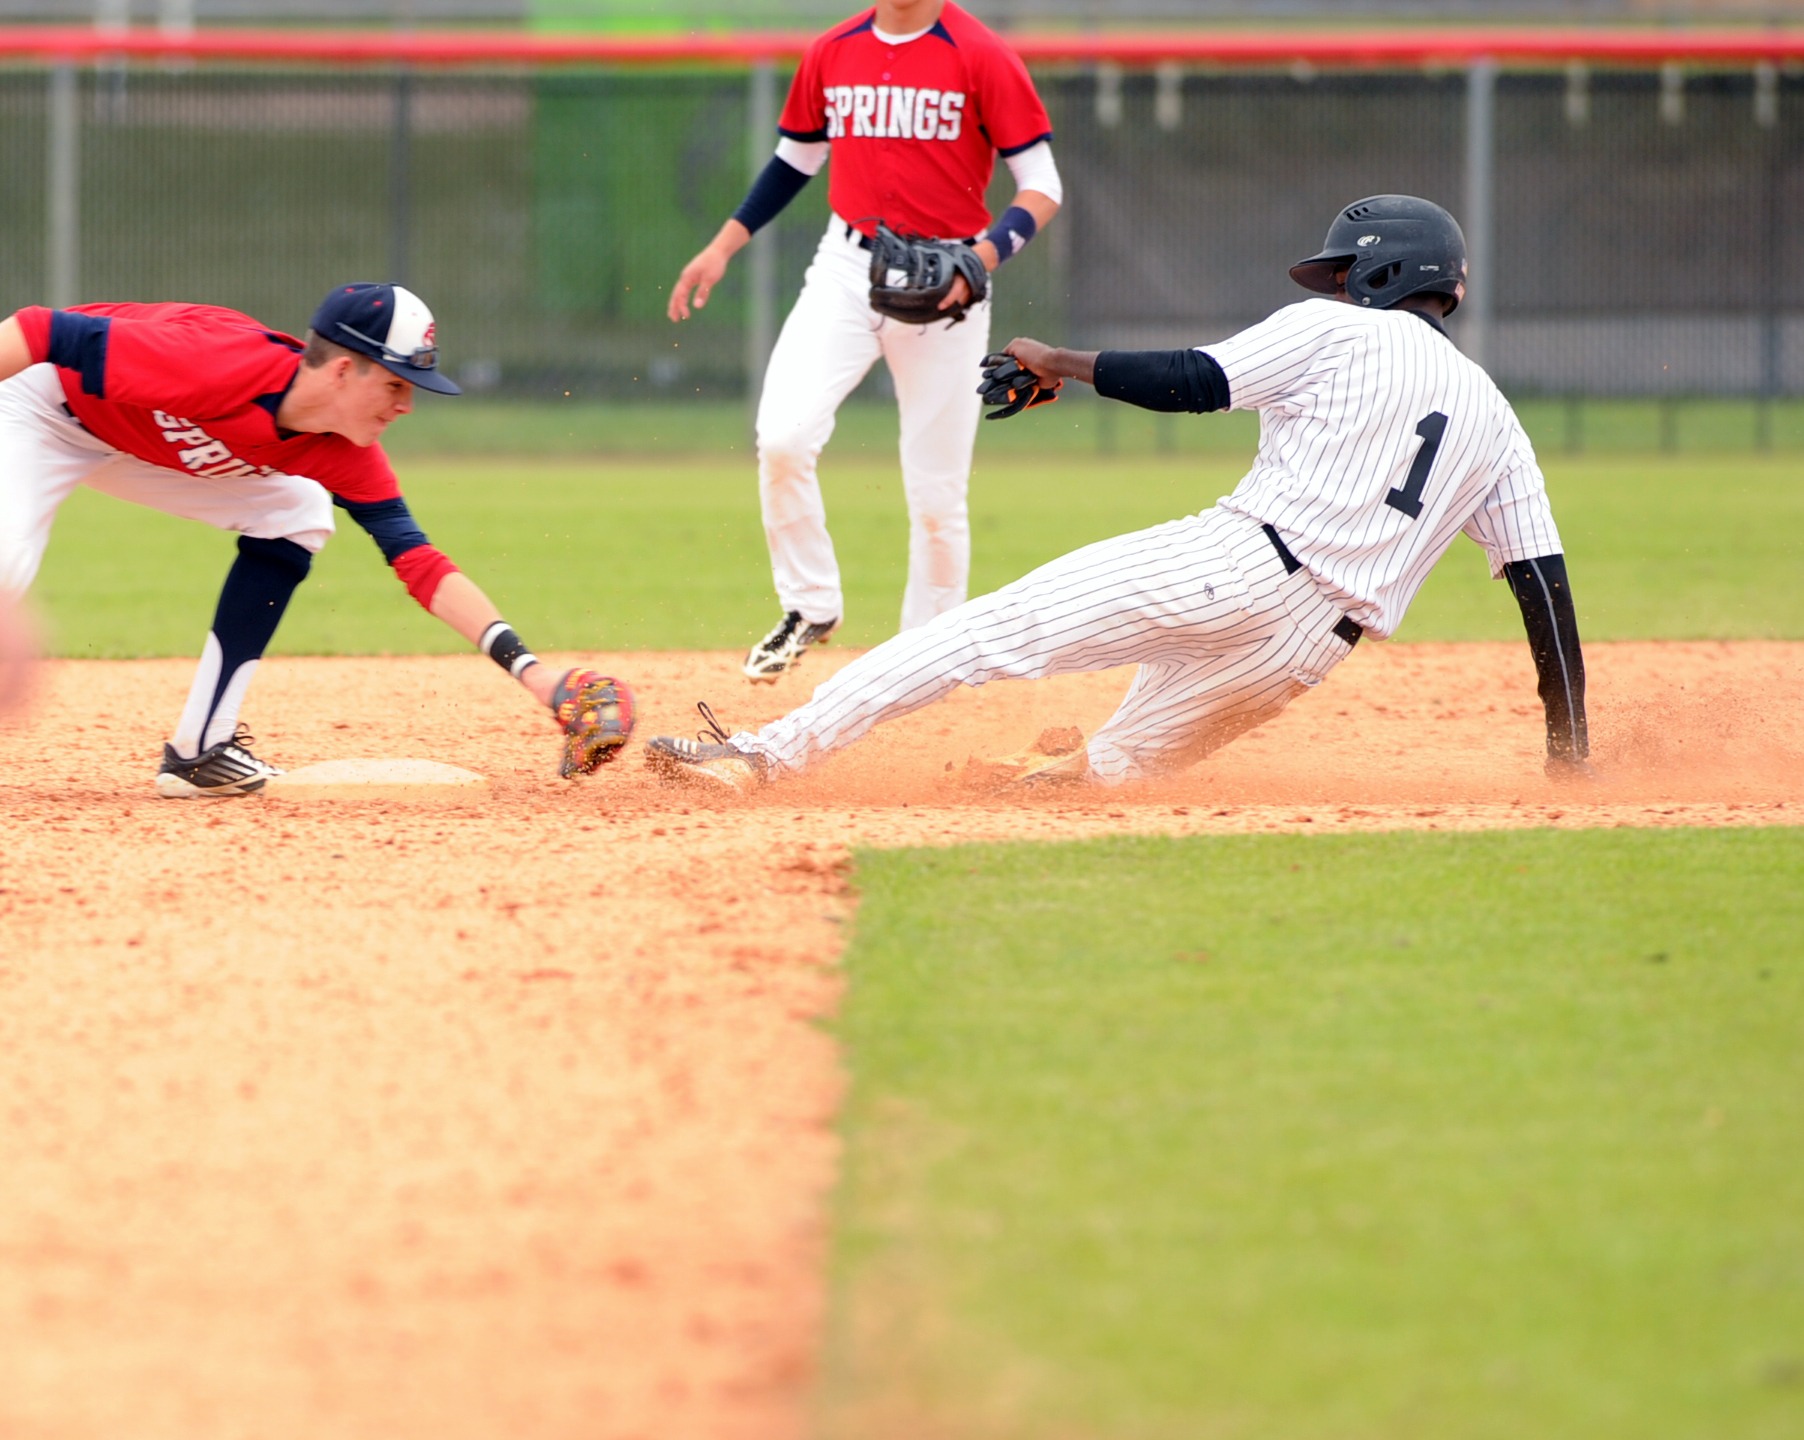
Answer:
[0,52,1799,419]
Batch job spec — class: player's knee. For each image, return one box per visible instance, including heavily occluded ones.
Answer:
[278,526,331,557]
[756,428,820,479]
[904,473,971,522]
[238,534,315,580]
[910,505,970,545]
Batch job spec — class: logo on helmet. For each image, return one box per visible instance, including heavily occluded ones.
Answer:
[1357,234,1381,247]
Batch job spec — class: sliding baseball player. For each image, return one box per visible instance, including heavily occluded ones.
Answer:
[646,195,1590,790]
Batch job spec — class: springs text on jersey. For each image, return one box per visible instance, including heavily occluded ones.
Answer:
[154,410,273,481]
[822,86,966,142]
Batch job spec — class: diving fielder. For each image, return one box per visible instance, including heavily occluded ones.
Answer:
[646,196,1591,789]
[0,283,631,795]
[667,0,1061,682]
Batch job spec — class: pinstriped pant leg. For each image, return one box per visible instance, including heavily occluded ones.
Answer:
[1085,563,1360,783]
[744,511,1279,774]
[1085,641,1310,782]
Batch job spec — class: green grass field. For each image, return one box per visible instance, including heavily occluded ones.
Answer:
[27,446,1804,657]
[373,396,1804,464]
[825,828,1804,1440]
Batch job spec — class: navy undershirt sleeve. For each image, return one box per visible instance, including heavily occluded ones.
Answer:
[1092,349,1231,413]
[46,312,112,398]
[1502,553,1589,760]
[732,155,814,236]
[335,495,430,564]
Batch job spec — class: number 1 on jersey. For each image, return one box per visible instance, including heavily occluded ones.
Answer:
[1386,411,1448,519]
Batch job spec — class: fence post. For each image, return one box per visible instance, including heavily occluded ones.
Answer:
[390,70,413,286]
[47,63,79,308]
[746,60,777,420]
[1756,63,1781,453]
[1462,56,1496,372]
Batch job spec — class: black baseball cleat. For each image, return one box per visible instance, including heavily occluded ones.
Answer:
[743,610,839,683]
[154,725,283,798]
[644,701,769,792]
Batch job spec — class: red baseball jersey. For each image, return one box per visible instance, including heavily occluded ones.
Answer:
[16,301,401,503]
[780,2,1053,240]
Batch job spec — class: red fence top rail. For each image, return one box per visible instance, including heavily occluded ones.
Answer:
[0,25,1801,70]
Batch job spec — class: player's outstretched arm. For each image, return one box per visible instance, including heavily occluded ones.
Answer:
[338,494,575,711]
[998,340,1235,416]
[426,569,634,775]
[1502,553,1593,780]
[669,220,752,322]
[428,571,560,707]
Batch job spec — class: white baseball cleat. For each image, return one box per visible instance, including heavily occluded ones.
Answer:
[969,726,1094,790]
[644,735,768,792]
[1008,747,1092,788]
[743,611,840,683]
[644,701,769,791]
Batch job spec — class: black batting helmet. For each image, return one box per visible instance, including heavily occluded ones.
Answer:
[1288,195,1468,314]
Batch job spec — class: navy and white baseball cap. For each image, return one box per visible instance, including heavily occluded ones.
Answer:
[310,282,461,395]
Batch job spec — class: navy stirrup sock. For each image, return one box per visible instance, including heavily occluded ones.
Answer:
[171,536,312,757]
[213,535,311,670]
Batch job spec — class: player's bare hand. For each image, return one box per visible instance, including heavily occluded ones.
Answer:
[1003,337,1060,383]
[669,248,730,322]
[940,273,975,312]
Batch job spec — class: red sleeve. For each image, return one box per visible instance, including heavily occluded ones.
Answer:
[969,30,1052,154]
[13,306,52,361]
[777,32,829,140]
[392,544,459,610]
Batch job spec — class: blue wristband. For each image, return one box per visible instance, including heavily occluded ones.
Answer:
[982,206,1038,265]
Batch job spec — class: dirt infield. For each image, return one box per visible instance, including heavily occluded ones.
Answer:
[1,641,1798,1440]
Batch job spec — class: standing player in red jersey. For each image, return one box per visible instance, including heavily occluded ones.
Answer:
[0,283,632,795]
[669,0,1062,682]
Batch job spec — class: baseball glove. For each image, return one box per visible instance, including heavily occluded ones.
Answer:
[868,222,990,326]
[977,352,1062,420]
[552,668,636,777]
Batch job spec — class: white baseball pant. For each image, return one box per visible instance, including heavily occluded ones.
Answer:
[0,365,334,598]
[737,506,1359,785]
[755,216,994,634]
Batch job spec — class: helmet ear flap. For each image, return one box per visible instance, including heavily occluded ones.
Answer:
[1364,259,1406,296]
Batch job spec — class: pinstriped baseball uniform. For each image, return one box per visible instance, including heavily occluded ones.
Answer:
[1211,300,1561,638]
[732,297,1566,785]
